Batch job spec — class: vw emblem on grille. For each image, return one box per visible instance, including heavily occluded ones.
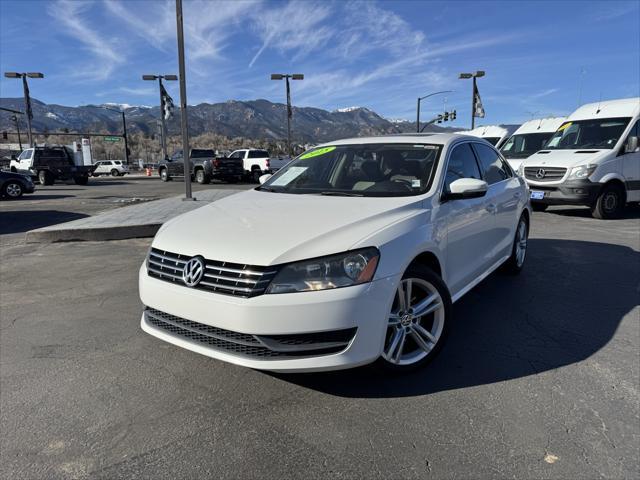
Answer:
[535,168,546,179]
[182,256,205,287]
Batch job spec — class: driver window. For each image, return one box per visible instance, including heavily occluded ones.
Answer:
[624,120,639,152]
[445,143,481,192]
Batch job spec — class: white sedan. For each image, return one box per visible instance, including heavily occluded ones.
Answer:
[139,134,531,373]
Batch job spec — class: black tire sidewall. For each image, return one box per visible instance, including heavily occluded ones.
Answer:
[593,184,624,219]
[374,264,452,374]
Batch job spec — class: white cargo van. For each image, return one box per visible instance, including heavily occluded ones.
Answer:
[519,97,639,219]
[500,117,566,172]
[465,125,519,149]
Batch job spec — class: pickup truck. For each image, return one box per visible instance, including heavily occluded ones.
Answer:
[158,149,244,184]
[227,149,273,182]
[10,146,94,185]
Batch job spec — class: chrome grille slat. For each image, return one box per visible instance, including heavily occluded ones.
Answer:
[524,166,567,182]
[147,248,276,298]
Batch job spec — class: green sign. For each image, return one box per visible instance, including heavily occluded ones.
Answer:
[299,146,336,160]
[104,136,121,142]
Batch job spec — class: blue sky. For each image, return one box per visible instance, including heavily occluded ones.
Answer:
[1,0,639,125]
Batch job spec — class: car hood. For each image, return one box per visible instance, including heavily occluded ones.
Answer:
[522,149,611,168]
[152,189,423,266]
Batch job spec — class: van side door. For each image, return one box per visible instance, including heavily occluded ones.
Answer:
[620,119,640,202]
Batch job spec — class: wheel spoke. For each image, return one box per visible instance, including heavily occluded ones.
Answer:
[412,292,439,317]
[404,280,412,311]
[411,323,436,351]
[388,313,401,326]
[397,282,407,311]
[385,328,405,364]
[392,330,406,363]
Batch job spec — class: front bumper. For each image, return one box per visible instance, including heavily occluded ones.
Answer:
[139,264,399,372]
[527,179,600,206]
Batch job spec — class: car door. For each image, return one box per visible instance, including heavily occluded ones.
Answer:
[19,149,33,170]
[620,119,640,202]
[440,142,496,296]
[472,142,522,260]
[169,151,185,176]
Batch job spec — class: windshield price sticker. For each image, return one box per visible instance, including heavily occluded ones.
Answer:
[557,122,572,132]
[299,146,336,160]
[270,166,308,186]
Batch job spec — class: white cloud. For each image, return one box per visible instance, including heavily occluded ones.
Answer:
[103,0,175,50]
[50,0,124,81]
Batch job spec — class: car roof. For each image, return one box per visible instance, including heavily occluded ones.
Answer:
[512,117,567,134]
[463,124,519,138]
[569,97,640,120]
[315,133,479,149]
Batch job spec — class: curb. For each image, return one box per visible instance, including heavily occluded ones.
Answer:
[26,223,163,243]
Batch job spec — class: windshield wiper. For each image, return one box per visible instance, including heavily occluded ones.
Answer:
[318,191,364,197]
[256,186,280,192]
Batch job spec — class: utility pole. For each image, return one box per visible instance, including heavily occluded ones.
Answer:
[416,90,453,133]
[175,0,193,200]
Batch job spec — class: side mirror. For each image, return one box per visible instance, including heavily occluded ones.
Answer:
[10,154,16,160]
[625,136,638,154]
[259,174,272,184]
[443,178,488,201]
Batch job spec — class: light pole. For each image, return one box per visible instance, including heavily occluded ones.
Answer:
[459,71,485,129]
[4,72,44,147]
[175,0,194,201]
[142,74,177,161]
[87,105,130,164]
[271,73,303,157]
[416,90,453,133]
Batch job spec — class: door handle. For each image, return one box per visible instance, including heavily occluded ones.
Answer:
[486,203,497,214]
[513,192,522,199]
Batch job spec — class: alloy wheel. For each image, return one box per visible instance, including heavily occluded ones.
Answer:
[515,219,528,267]
[5,182,22,197]
[382,278,445,366]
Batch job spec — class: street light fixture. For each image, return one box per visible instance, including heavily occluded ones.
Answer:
[416,90,453,133]
[4,71,44,147]
[87,105,130,164]
[459,70,485,129]
[142,73,177,161]
[271,73,304,157]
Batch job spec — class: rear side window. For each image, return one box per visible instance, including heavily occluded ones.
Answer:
[445,143,482,191]
[473,143,512,184]
[248,150,269,158]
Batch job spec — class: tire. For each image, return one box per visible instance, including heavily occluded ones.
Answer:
[591,183,625,219]
[38,170,53,186]
[74,176,89,186]
[502,213,529,275]
[375,264,452,374]
[195,169,210,184]
[252,169,262,183]
[531,203,547,212]
[111,169,119,177]
[160,168,170,182]
[2,180,24,199]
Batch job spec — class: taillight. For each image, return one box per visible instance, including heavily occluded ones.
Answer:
[266,159,270,168]
[214,159,221,167]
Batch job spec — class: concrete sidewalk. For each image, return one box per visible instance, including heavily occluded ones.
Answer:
[26,189,242,243]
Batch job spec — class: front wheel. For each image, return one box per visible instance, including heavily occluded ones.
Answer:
[591,183,625,219]
[2,180,24,199]
[195,169,209,184]
[160,168,170,182]
[502,214,528,274]
[376,264,452,373]
[38,170,53,186]
[111,169,120,177]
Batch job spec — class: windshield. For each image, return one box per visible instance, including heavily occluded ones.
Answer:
[545,117,631,150]
[259,143,442,197]
[501,132,554,158]
[483,137,501,146]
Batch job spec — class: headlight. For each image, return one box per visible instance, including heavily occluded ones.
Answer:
[266,247,380,294]
[517,163,525,176]
[568,164,597,180]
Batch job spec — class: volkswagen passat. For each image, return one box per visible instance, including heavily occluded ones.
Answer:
[139,134,531,372]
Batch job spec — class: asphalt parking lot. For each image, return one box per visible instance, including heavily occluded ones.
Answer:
[1,181,639,479]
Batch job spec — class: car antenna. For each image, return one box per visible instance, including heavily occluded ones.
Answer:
[595,92,602,114]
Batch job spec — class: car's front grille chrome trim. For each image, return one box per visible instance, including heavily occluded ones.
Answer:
[146,248,278,298]
[144,308,356,359]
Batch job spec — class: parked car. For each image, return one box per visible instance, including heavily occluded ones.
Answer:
[139,134,531,373]
[500,117,566,172]
[519,97,640,218]
[10,146,93,185]
[268,156,292,173]
[0,170,35,199]
[227,148,272,181]
[92,160,129,177]
[158,149,244,184]
[465,125,519,149]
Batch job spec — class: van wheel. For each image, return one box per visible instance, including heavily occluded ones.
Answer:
[375,264,452,374]
[502,214,528,274]
[592,183,625,219]
[38,170,53,186]
[531,203,547,212]
[160,168,170,182]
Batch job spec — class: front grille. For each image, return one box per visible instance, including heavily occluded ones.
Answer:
[147,248,277,298]
[524,166,567,182]
[145,308,356,359]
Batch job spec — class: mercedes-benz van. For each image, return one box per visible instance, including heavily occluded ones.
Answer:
[465,124,519,149]
[519,97,639,219]
[500,117,566,172]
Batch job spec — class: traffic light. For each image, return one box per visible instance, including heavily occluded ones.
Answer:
[443,111,449,122]
[451,110,457,120]
[437,114,443,124]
